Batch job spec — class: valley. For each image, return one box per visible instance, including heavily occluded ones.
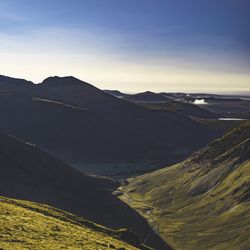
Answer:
[0,74,249,250]
[0,128,169,249]
[119,123,250,250]
[1,1,249,249]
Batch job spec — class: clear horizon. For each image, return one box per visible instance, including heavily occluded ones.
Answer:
[0,0,249,93]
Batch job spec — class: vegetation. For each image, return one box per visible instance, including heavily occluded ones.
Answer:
[120,122,250,250]
[0,196,153,250]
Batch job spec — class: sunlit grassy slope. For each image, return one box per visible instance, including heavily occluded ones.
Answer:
[120,122,250,250]
[0,196,151,250]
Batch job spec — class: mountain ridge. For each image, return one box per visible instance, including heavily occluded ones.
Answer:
[0,75,219,177]
[119,122,250,249]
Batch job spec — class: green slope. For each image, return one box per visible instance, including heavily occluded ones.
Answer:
[0,196,152,250]
[119,123,250,250]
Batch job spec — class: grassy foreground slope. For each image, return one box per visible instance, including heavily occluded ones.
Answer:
[120,123,250,250]
[0,196,152,250]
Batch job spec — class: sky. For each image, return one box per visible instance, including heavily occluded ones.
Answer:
[0,0,249,93]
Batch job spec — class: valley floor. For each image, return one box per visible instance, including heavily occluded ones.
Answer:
[119,160,250,250]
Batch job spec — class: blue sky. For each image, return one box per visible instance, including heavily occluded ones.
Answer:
[0,0,249,92]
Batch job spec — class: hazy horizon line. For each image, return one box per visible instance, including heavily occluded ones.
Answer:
[2,73,249,97]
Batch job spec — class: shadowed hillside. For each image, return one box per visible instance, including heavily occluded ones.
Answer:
[0,196,152,250]
[0,131,170,249]
[0,92,153,164]
[0,75,219,176]
[120,122,250,250]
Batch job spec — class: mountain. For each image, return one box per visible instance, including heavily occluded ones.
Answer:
[0,130,169,249]
[0,92,153,166]
[0,196,151,250]
[0,75,33,90]
[123,91,170,103]
[119,122,250,250]
[103,89,128,98]
[0,75,219,177]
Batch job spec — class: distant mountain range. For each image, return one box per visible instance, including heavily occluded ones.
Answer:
[120,122,250,249]
[123,91,170,103]
[105,89,250,119]
[0,75,219,177]
[105,90,219,119]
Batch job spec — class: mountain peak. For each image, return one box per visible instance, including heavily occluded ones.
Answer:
[0,75,33,85]
[124,90,170,103]
[41,76,89,87]
[141,91,155,95]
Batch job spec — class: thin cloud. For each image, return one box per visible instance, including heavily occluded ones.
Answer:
[0,12,27,22]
